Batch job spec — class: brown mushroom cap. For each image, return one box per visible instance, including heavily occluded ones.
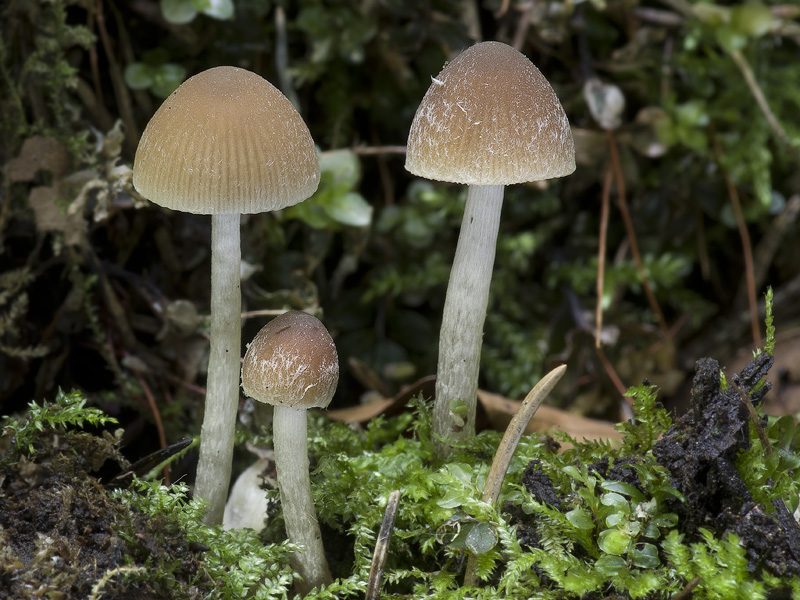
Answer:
[133,66,319,215]
[405,41,575,185]
[241,311,339,409]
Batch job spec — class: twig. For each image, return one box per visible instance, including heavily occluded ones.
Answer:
[365,490,401,600]
[463,365,567,587]
[669,576,701,600]
[729,49,800,170]
[747,193,800,297]
[596,164,613,347]
[350,145,407,156]
[595,345,635,421]
[712,136,760,346]
[511,2,535,51]
[694,203,710,281]
[95,1,138,155]
[606,130,671,341]
[130,364,170,481]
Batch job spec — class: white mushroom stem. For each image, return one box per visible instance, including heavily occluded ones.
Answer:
[196,213,241,525]
[433,184,504,457]
[273,406,333,595]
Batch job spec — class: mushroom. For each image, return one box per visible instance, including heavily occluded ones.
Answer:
[405,42,575,456]
[133,66,319,524]
[241,311,338,595]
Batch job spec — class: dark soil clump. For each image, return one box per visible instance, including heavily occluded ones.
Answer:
[518,352,800,580]
[653,352,800,576]
[0,429,205,599]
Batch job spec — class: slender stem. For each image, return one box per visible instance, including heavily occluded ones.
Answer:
[729,49,800,169]
[596,165,613,347]
[606,130,670,340]
[712,137,760,346]
[273,407,332,595]
[434,185,504,458]
[196,213,241,525]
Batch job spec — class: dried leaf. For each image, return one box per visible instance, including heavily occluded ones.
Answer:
[584,77,625,131]
[28,186,87,247]
[8,137,69,182]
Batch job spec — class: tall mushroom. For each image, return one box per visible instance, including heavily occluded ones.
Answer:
[241,311,338,595]
[133,66,319,524]
[405,42,575,456]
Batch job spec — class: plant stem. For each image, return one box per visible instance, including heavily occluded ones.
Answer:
[434,184,504,458]
[196,213,241,525]
[606,129,670,341]
[596,165,613,347]
[273,406,332,595]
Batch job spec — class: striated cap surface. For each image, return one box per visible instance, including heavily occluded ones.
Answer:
[133,66,319,215]
[241,311,339,409]
[405,41,575,185]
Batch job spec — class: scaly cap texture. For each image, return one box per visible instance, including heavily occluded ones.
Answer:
[134,66,319,215]
[241,311,339,409]
[406,41,575,185]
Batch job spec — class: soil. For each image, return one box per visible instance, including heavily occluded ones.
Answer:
[520,351,800,586]
[0,429,207,599]
[652,352,800,577]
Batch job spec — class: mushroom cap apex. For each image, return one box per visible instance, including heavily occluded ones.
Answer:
[405,41,576,186]
[241,311,339,410]
[133,66,319,215]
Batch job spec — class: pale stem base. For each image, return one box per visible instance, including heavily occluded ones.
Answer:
[273,406,333,595]
[433,184,505,457]
[196,213,241,525]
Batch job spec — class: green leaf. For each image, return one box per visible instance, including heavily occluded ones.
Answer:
[598,528,630,555]
[630,542,660,568]
[319,150,360,189]
[124,63,154,90]
[600,492,629,510]
[445,462,474,484]
[730,3,773,38]
[605,511,627,527]
[160,0,197,24]
[436,489,464,509]
[716,26,748,53]
[566,507,596,530]
[322,192,372,227]
[150,64,186,98]
[594,554,627,576]
[466,522,498,556]
[201,0,234,20]
[652,513,679,528]
[769,415,795,452]
[601,480,646,503]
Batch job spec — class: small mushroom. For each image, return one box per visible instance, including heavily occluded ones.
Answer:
[133,66,320,524]
[405,42,575,456]
[241,311,338,595]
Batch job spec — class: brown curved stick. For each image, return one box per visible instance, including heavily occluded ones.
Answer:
[365,490,401,600]
[463,365,567,587]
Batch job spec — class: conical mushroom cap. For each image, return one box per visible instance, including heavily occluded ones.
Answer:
[134,66,319,215]
[406,41,575,185]
[241,311,339,409]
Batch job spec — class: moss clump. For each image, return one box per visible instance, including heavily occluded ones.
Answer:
[0,391,295,600]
